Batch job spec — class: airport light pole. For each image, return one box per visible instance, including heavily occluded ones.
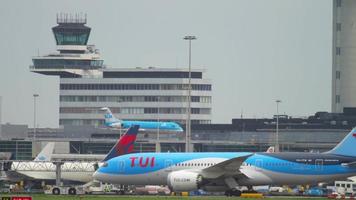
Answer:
[184,35,196,152]
[33,94,39,140]
[275,99,281,152]
[0,96,2,139]
[156,96,161,152]
[117,100,123,137]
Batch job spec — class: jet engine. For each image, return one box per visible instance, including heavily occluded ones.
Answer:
[167,171,204,191]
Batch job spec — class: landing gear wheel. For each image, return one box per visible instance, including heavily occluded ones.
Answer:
[247,185,257,193]
[225,190,232,196]
[233,189,241,196]
[52,188,60,195]
[225,189,241,197]
[68,188,76,195]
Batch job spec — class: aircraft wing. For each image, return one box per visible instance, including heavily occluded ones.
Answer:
[200,154,252,179]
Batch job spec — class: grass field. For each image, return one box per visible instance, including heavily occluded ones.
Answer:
[0,194,330,200]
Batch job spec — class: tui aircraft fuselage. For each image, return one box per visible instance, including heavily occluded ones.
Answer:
[94,129,356,194]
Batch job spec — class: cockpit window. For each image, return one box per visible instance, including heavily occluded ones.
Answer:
[102,162,108,167]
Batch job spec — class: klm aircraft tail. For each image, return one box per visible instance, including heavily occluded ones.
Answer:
[100,107,121,125]
[34,142,55,161]
[326,128,356,157]
[102,125,140,162]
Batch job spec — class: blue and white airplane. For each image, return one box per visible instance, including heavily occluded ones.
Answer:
[93,128,356,196]
[100,107,183,132]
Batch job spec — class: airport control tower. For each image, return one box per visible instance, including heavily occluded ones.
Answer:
[31,13,104,78]
[30,14,212,126]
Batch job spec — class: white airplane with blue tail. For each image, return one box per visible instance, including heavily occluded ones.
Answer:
[94,128,356,196]
[100,107,183,132]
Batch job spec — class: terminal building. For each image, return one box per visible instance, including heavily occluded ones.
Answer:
[30,14,212,126]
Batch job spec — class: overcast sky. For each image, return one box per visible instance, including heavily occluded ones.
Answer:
[0,0,332,128]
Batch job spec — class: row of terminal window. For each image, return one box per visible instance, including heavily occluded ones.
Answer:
[175,163,216,167]
[60,84,212,91]
[60,107,211,114]
[60,95,212,103]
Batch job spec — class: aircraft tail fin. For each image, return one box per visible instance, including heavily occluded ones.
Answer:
[34,142,55,161]
[102,125,140,162]
[100,107,121,125]
[326,128,356,157]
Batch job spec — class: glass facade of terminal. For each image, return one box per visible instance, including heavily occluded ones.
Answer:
[66,129,347,154]
[59,78,213,125]
[69,141,184,154]
[0,141,32,160]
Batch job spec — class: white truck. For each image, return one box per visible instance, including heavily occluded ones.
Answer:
[134,185,170,195]
[334,181,356,195]
[44,185,85,195]
[84,181,125,194]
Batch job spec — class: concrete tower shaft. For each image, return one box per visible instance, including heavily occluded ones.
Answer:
[332,0,356,113]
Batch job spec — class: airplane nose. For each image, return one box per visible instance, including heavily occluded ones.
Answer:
[92,171,100,180]
[93,171,110,182]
